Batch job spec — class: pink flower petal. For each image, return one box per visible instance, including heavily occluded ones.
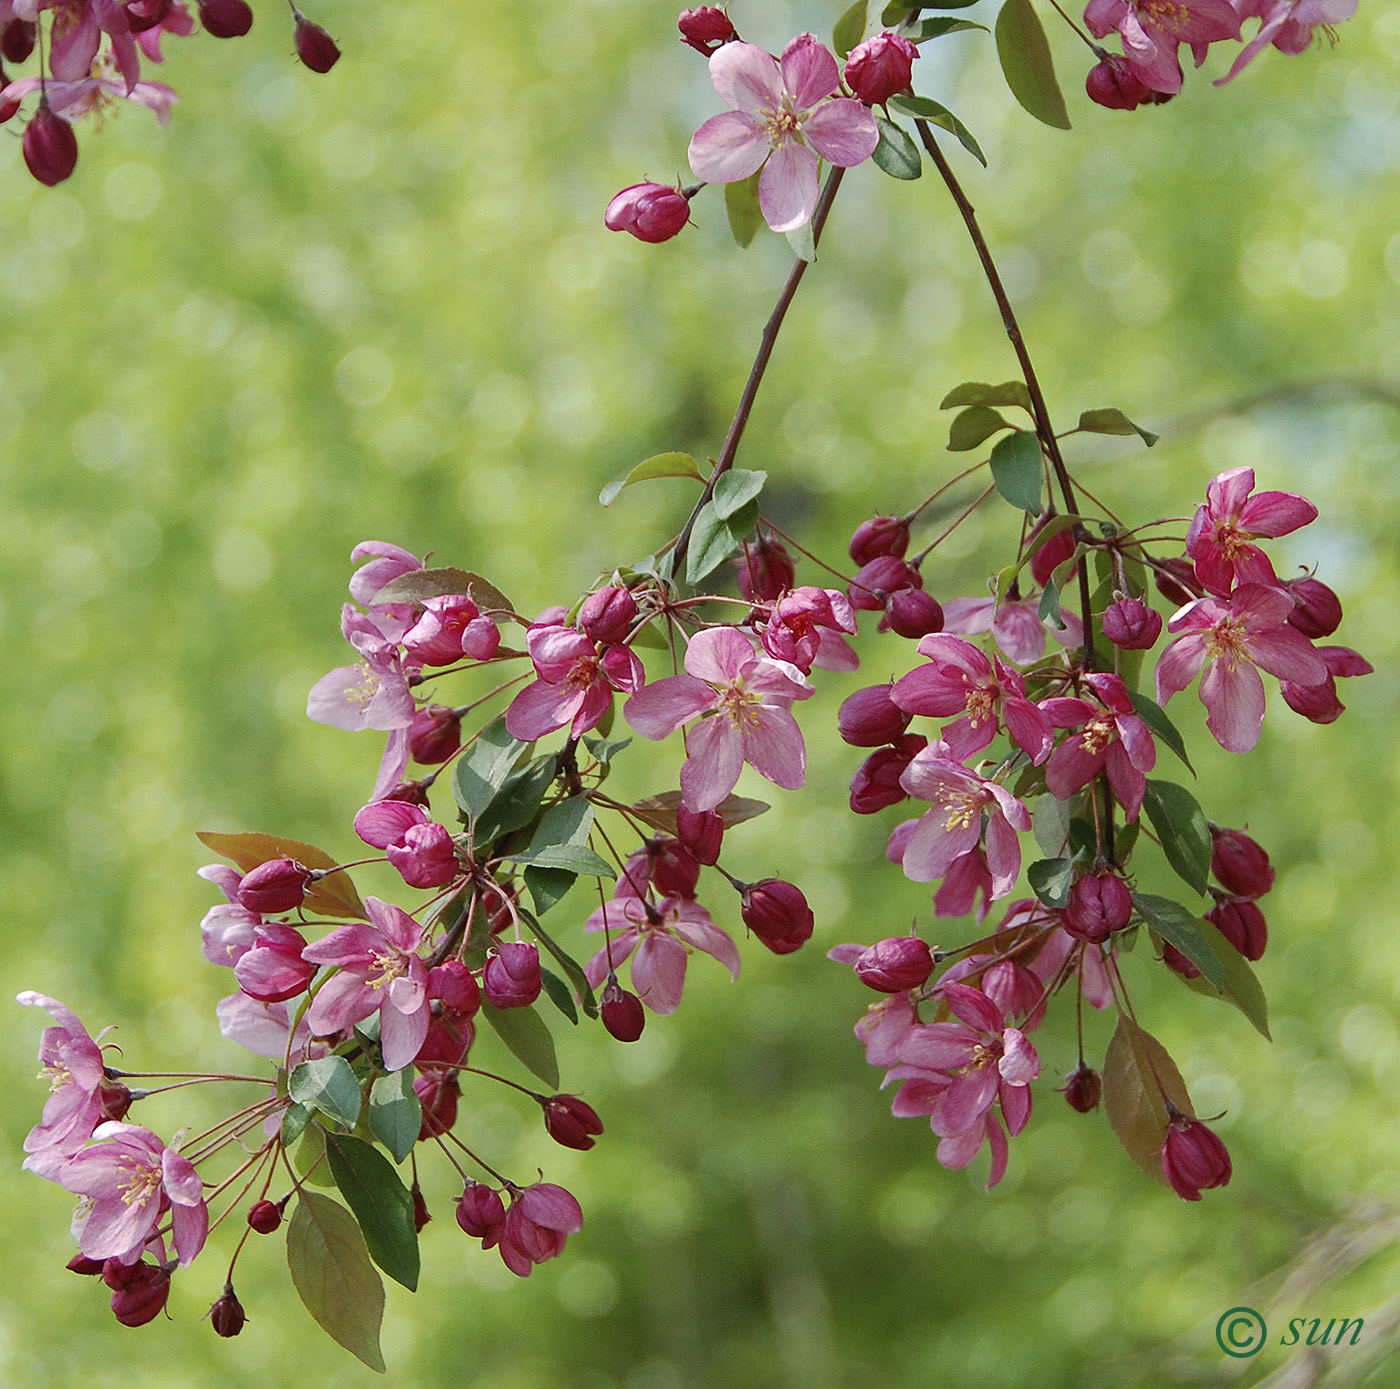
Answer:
[625,674,715,739]
[680,715,746,812]
[709,40,785,115]
[742,706,807,790]
[759,141,819,234]
[688,111,770,185]
[1201,656,1266,754]
[780,35,840,109]
[803,98,879,166]
[632,933,688,1015]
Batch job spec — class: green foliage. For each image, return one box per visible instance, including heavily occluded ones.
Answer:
[479,1001,560,1089]
[325,1133,421,1291]
[287,1193,387,1372]
[994,0,1071,129]
[990,429,1044,512]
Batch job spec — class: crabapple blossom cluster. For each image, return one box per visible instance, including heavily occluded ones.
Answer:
[0,0,338,186]
[20,0,1371,1369]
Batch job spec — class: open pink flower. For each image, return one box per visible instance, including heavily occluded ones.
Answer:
[759,586,858,674]
[506,625,643,742]
[3,72,177,126]
[1185,466,1317,596]
[625,626,813,812]
[941,595,1083,667]
[687,35,878,233]
[583,892,740,1015]
[62,1122,208,1266]
[1155,583,1328,753]
[1084,0,1241,94]
[1216,0,1356,85]
[1039,672,1157,822]
[307,605,418,733]
[302,897,430,1070]
[491,1183,583,1277]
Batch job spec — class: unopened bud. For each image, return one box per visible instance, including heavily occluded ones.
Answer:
[414,1073,461,1140]
[1281,674,1343,724]
[198,0,253,37]
[848,555,920,612]
[99,1081,133,1122]
[209,1285,246,1338]
[482,942,541,1009]
[67,1254,106,1276]
[237,858,311,914]
[848,514,910,565]
[853,936,933,993]
[105,1259,171,1327]
[605,183,691,244]
[429,959,481,1017]
[409,704,462,765]
[882,586,943,639]
[844,31,918,106]
[849,735,926,814]
[1161,1116,1231,1201]
[676,805,723,866]
[247,1199,282,1234]
[542,1094,605,1151]
[601,980,645,1041]
[1285,576,1342,639]
[1209,826,1274,899]
[293,10,340,72]
[1029,524,1076,588]
[736,535,795,603]
[580,586,638,645]
[456,1181,506,1238]
[1,17,36,62]
[1206,896,1267,961]
[677,6,738,55]
[412,1183,431,1232]
[1154,556,1198,607]
[1161,942,1198,979]
[1085,54,1152,111]
[1102,595,1163,650]
[23,105,78,187]
[1062,869,1133,944]
[740,878,814,956]
[838,683,911,747]
[1062,1063,1102,1113]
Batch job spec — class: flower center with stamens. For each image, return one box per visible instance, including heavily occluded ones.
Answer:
[941,787,985,833]
[963,687,996,727]
[1081,715,1115,756]
[565,657,600,691]
[719,681,763,733]
[117,1156,162,1209]
[367,950,406,990]
[41,1061,73,1094]
[1137,0,1189,32]
[759,97,805,149]
[1207,617,1250,672]
[967,1041,999,1072]
[347,663,381,708]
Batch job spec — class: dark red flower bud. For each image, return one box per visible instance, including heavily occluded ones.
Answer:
[741,878,814,956]
[414,1073,461,1140]
[677,6,738,55]
[124,0,172,32]
[1161,942,1199,979]
[411,1183,431,1232]
[580,586,638,644]
[542,1094,605,1151]
[23,105,78,187]
[482,942,541,1009]
[676,805,724,866]
[1161,1116,1231,1201]
[1062,1064,1102,1113]
[1209,826,1274,899]
[383,777,433,806]
[882,586,944,639]
[844,31,918,105]
[105,1259,171,1327]
[247,1199,282,1234]
[67,1254,107,1276]
[849,514,911,565]
[601,980,645,1041]
[236,858,311,914]
[853,935,934,993]
[409,705,462,765]
[848,555,920,612]
[417,1017,473,1067]
[293,11,340,72]
[736,534,795,603]
[849,735,926,814]
[199,0,253,37]
[1,18,36,62]
[0,90,18,125]
[1285,576,1342,639]
[1154,556,1198,607]
[1085,55,1152,110]
[605,183,691,244]
[1029,524,1077,588]
[647,838,701,898]
[99,1081,134,1122]
[838,683,912,747]
[1206,897,1267,961]
[456,1182,506,1238]
[209,1285,246,1338]
[1102,595,1163,650]
[429,959,481,1017]
[1062,869,1133,944]
[1281,674,1343,724]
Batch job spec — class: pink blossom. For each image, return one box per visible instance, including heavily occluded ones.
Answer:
[505,625,643,742]
[302,897,430,1070]
[1185,466,1317,596]
[583,892,740,1015]
[307,605,418,733]
[199,902,261,967]
[4,72,177,127]
[216,992,325,1061]
[1084,0,1241,95]
[687,35,878,233]
[605,182,692,243]
[891,633,1053,764]
[759,586,858,674]
[941,594,1083,666]
[897,746,1032,898]
[1160,1115,1231,1200]
[1155,583,1328,753]
[492,1183,583,1277]
[624,626,813,812]
[402,595,499,666]
[1279,643,1371,725]
[348,540,421,607]
[62,1122,208,1266]
[1039,672,1157,822]
[353,800,461,889]
[1216,0,1356,85]
[853,991,918,1067]
[232,924,316,1003]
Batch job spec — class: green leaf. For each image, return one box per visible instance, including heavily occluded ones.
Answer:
[281,1100,313,1148]
[196,830,366,921]
[368,1070,422,1165]
[1127,691,1194,774]
[947,405,1011,451]
[288,1193,386,1372]
[1037,577,1065,628]
[1177,922,1271,1040]
[599,452,706,507]
[294,1120,336,1188]
[1141,779,1211,896]
[724,172,763,249]
[1132,892,1224,990]
[289,1057,363,1129]
[711,468,767,520]
[523,865,577,915]
[540,966,579,1025]
[324,1133,420,1292]
[994,0,1071,130]
[891,95,986,166]
[786,220,817,263]
[1033,792,1074,858]
[833,0,868,56]
[509,796,615,876]
[583,735,632,765]
[515,842,615,875]
[630,789,770,835]
[1102,1017,1194,1184]
[686,496,759,584]
[373,565,513,614]
[1077,408,1158,447]
[939,378,1033,412]
[909,15,986,38]
[872,116,922,180]
[473,754,557,846]
[453,717,530,825]
[480,1001,559,1089]
[522,905,599,1018]
[1028,856,1075,909]
[882,1,920,22]
[990,430,1044,512]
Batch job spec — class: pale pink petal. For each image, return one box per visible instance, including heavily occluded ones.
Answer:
[680,715,746,812]
[672,904,742,981]
[380,998,429,1072]
[684,627,757,685]
[780,36,840,109]
[1201,657,1266,754]
[305,969,380,1035]
[505,679,577,740]
[366,896,422,952]
[624,674,715,739]
[1155,633,1209,703]
[941,597,994,634]
[171,1198,209,1265]
[742,707,807,790]
[709,40,785,115]
[997,1029,1039,1085]
[803,98,879,166]
[632,933,688,1015]
[759,141,819,234]
[990,603,1046,665]
[900,810,978,883]
[688,110,770,184]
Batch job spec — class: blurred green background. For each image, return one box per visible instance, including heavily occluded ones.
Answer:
[2,1,1399,1385]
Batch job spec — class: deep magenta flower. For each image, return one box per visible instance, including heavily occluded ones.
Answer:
[1084,0,1241,95]
[232,924,316,1003]
[605,182,692,243]
[402,594,499,666]
[506,624,643,742]
[302,896,430,1070]
[492,1183,583,1277]
[687,35,878,233]
[1216,0,1355,85]
[759,586,858,674]
[624,626,813,812]
[1160,1115,1232,1200]
[1155,583,1328,753]
[353,799,461,889]
[1185,466,1317,596]
[1040,672,1157,823]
